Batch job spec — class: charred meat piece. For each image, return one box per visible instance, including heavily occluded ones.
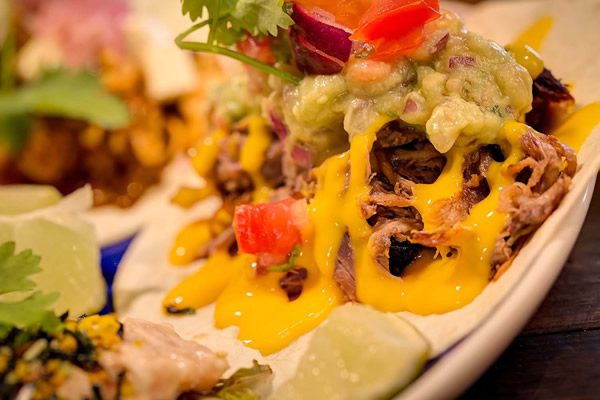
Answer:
[375,121,426,149]
[373,141,446,185]
[369,218,420,271]
[388,238,423,277]
[526,68,575,133]
[491,128,577,277]
[279,267,308,301]
[371,122,446,185]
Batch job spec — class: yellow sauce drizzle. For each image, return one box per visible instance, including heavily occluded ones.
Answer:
[169,209,231,266]
[191,129,227,176]
[240,115,274,203]
[507,44,545,79]
[412,148,467,231]
[552,102,600,153]
[164,252,250,309]
[514,16,555,52]
[214,254,343,355]
[166,107,600,354]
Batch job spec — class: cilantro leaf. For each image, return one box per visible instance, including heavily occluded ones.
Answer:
[0,292,62,334]
[0,242,41,295]
[177,0,300,84]
[207,360,272,399]
[182,0,238,22]
[0,242,62,334]
[231,0,293,37]
[0,69,130,130]
[268,244,301,273]
[0,112,32,152]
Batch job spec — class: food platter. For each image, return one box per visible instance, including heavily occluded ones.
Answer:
[113,0,600,396]
[2,0,600,398]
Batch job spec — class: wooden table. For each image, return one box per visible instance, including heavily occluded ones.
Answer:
[462,174,600,399]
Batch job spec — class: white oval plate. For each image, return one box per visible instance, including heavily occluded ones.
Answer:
[83,156,202,246]
[114,0,600,397]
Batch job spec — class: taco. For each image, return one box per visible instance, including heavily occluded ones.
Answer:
[115,0,600,398]
[0,0,207,208]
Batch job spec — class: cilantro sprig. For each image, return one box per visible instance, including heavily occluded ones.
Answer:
[176,0,301,85]
[0,242,62,337]
[268,244,301,272]
[0,69,130,153]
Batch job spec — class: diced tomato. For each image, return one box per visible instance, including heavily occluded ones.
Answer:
[351,0,441,60]
[233,198,307,267]
[296,0,373,28]
[237,36,276,65]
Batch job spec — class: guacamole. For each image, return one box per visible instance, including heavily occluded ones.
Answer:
[271,11,533,158]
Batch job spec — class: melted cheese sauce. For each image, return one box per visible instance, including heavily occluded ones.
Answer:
[167,104,600,354]
[214,253,343,355]
[349,123,522,314]
[514,16,555,52]
[191,129,227,177]
[553,102,600,152]
[169,209,231,266]
[240,115,273,203]
[412,148,466,231]
[508,17,554,79]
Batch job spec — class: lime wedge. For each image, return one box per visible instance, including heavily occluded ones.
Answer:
[0,185,62,215]
[273,304,430,400]
[0,185,106,315]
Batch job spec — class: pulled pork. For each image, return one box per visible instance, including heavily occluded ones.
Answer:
[372,121,446,185]
[332,120,577,295]
[411,146,493,247]
[491,128,577,277]
[334,234,356,301]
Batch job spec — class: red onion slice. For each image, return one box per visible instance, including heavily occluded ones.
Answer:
[448,55,476,69]
[290,28,346,75]
[291,2,352,62]
[291,145,313,169]
[269,111,289,141]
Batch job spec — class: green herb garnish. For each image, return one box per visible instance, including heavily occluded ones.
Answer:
[202,360,272,399]
[491,104,504,117]
[0,69,130,129]
[268,244,302,272]
[0,69,130,153]
[176,0,300,85]
[0,242,62,337]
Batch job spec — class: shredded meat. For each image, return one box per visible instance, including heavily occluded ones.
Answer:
[279,268,308,301]
[361,179,413,221]
[411,147,493,247]
[205,227,236,257]
[211,123,285,204]
[371,122,446,185]
[373,141,446,185]
[261,141,285,188]
[214,132,254,199]
[491,129,577,277]
[334,234,356,301]
[369,219,419,270]
[375,120,425,149]
[526,68,575,133]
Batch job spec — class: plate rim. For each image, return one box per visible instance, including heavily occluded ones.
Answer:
[397,175,597,400]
